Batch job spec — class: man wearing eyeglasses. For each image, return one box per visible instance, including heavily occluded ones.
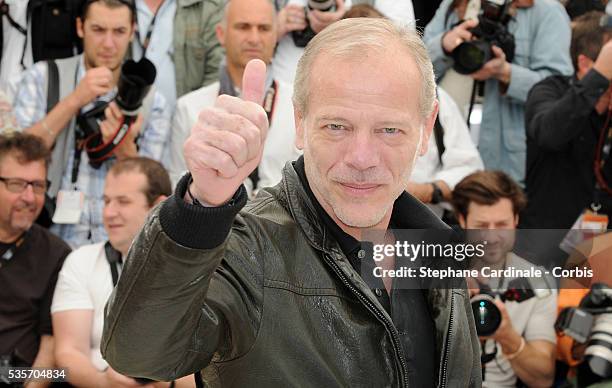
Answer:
[9,0,171,250]
[0,133,71,385]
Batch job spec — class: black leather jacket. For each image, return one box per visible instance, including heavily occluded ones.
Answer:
[101,163,482,387]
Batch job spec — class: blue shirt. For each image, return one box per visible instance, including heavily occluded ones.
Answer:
[11,55,172,248]
[424,0,573,183]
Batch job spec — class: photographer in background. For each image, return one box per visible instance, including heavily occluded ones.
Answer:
[50,158,195,388]
[8,0,171,249]
[522,11,612,230]
[453,170,557,388]
[0,133,71,386]
[424,0,573,184]
[273,0,350,85]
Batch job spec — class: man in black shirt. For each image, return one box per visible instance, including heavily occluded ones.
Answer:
[523,11,612,229]
[0,133,71,380]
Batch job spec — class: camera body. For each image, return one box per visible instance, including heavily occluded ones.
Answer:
[292,0,336,48]
[556,283,612,384]
[452,0,516,75]
[77,58,156,167]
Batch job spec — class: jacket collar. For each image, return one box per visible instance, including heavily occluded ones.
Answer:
[279,157,449,256]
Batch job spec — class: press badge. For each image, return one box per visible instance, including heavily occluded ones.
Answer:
[560,209,609,253]
[52,190,85,224]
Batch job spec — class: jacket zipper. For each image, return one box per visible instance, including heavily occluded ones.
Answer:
[439,292,454,388]
[324,254,409,388]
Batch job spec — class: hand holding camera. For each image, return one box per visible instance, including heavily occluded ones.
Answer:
[307,0,345,34]
[99,102,144,160]
[70,67,113,108]
[470,45,512,83]
[442,19,478,54]
[277,4,307,39]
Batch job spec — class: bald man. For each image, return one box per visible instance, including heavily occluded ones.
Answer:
[169,0,300,195]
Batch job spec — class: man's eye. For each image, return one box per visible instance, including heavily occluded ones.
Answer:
[326,124,345,131]
[382,127,400,134]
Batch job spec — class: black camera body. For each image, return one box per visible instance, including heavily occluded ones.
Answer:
[556,283,612,384]
[452,0,516,75]
[471,277,535,336]
[292,0,336,48]
[77,57,156,168]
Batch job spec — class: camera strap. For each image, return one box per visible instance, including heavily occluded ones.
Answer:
[593,109,612,196]
[135,0,165,55]
[83,115,136,165]
[249,81,278,190]
[104,241,122,287]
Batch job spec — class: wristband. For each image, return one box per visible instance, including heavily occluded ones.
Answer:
[503,336,526,361]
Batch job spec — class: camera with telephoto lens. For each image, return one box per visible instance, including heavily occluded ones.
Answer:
[76,57,156,168]
[556,283,612,385]
[471,277,535,336]
[452,0,516,75]
[292,0,335,48]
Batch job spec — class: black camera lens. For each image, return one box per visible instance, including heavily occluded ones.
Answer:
[307,0,335,11]
[452,40,492,75]
[471,294,502,336]
[115,58,156,115]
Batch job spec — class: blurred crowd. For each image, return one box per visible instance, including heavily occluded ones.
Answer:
[1,0,612,387]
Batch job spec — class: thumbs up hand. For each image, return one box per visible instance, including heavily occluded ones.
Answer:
[184,59,269,206]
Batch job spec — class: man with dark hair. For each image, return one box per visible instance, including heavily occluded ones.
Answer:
[0,133,71,382]
[8,0,171,249]
[51,157,175,388]
[452,170,556,388]
[523,11,612,230]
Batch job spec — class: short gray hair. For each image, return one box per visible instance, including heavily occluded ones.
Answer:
[292,18,436,119]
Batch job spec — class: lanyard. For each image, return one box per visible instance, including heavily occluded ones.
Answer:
[249,81,278,190]
[104,241,123,287]
[0,231,27,262]
[135,0,165,55]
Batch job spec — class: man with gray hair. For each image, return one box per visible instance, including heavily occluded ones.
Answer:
[102,18,481,387]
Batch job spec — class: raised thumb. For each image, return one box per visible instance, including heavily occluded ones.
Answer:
[241,59,267,105]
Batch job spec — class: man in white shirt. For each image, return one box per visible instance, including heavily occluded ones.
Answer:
[51,157,174,387]
[273,0,415,85]
[408,87,483,217]
[170,0,300,193]
[452,170,557,388]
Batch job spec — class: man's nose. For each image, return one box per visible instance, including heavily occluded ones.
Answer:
[102,31,115,48]
[104,202,119,219]
[344,130,380,171]
[246,27,262,44]
[20,184,36,203]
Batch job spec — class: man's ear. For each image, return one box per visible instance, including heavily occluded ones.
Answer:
[152,195,167,207]
[215,23,226,47]
[294,106,305,150]
[418,99,438,157]
[458,213,467,229]
[76,17,84,39]
[577,54,594,78]
[513,214,519,228]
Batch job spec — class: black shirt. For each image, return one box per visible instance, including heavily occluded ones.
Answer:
[523,69,612,229]
[0,224,71,366]
[294,157,437,388]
